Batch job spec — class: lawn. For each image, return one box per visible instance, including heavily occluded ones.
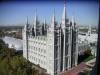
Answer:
[83,55,95,62]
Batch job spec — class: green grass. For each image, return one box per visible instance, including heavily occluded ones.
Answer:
[83,55,95,62]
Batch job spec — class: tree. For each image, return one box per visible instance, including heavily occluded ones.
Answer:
[0,39,38,75]
[84,47,92,57]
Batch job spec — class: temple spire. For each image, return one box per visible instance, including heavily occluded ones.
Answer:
[34,9,37,24]
[34,9,38,36]
[51,9,56,29]
[88,25,91,35]
[71,17,75,28]
[52,9,55,23]
[62,1,66,20]
[26,16,29,25]
[61,1,67,28]
[44,18,46,30]
[24,16,29,31]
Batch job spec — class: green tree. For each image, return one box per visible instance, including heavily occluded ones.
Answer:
[0,39,38,75]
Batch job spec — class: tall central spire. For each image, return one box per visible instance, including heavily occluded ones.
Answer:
[61,1,67,28]
[62,1,67,20]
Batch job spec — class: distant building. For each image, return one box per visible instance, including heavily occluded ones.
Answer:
[23,3,78,75]
[78,25,98,56]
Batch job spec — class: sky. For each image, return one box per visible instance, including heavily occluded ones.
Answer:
[0,1,99,26]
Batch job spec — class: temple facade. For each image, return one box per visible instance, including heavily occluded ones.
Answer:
[23,3,78,75]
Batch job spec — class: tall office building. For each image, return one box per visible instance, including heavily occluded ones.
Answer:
[23,3,78,75]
